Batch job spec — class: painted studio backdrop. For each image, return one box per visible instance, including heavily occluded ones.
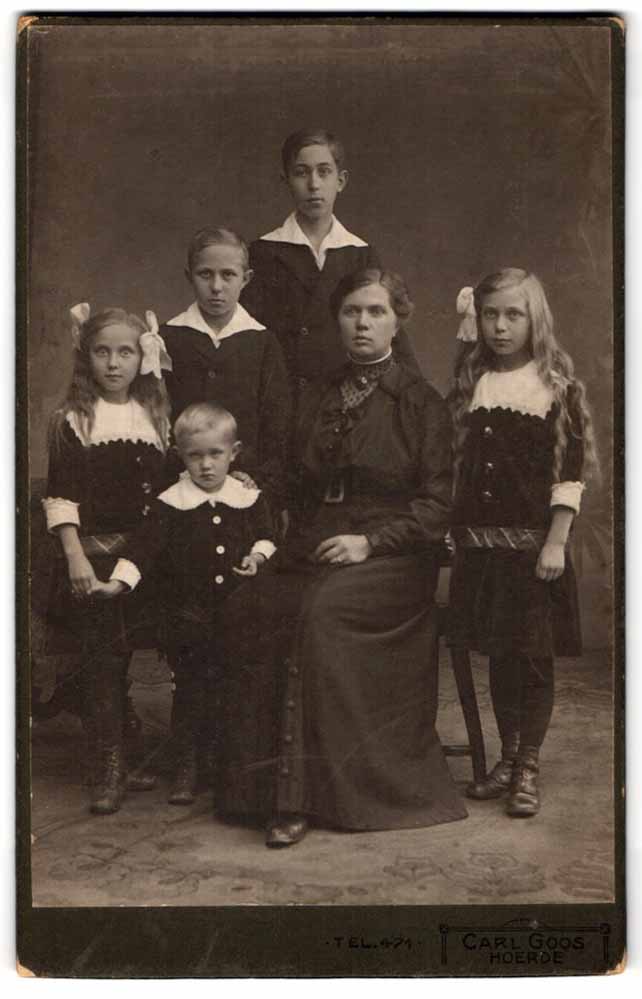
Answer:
[27,23,613,643]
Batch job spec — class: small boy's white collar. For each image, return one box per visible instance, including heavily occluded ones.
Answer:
[166,302,265,347]
[158,472,260,510]
[470,360,556,420]
[66,397,165,452]
[261,213,367,269]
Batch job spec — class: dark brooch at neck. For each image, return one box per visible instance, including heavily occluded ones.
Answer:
[341,353,396,410]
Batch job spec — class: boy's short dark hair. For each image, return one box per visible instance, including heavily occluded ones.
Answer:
[281,129,346,175]
[186,226,249,272]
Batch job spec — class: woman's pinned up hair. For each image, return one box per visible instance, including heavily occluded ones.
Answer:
[329,268,414,323]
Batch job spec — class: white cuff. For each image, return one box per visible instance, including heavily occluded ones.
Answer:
[251,539,276,561]
[42,497,80,531]
[110,559,141,591]
[550,481,585,514]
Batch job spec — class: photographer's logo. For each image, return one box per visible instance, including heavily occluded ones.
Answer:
[440,918,610,972]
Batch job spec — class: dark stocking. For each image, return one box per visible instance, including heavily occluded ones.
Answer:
[518,656,554,750]
[489,654,521,749]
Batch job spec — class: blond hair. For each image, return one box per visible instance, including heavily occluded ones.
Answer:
[451,269,599,485]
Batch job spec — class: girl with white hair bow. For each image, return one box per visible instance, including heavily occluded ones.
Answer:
[42,304,172,816]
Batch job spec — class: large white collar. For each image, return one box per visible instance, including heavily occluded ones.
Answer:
[260,213,367,269]
[470,360,561,420]
[158,472,260,510]
[66,398,165,452]
[166,302,265,348]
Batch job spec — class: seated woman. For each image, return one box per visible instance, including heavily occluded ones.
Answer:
[216,268,467,846]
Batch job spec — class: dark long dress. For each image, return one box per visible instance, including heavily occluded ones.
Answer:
[216,361,467,831]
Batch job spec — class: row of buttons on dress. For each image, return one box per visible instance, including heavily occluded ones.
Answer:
[136,453,154,515]
[279,656,300,780]
[481,425,496,503]
[211,511,226,584]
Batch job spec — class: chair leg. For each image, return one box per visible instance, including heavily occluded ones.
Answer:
[450,646,487,784]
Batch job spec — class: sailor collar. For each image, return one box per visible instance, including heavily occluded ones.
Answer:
[260,213,367,269]
[166,302,265,347]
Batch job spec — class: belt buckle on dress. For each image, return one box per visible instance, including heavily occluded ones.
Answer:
[323,477,345,504]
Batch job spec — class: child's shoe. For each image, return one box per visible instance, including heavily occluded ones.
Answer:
[91,744,126,815]
[168,745,198,805]
[505,746,540,817]
[465,734,519,799]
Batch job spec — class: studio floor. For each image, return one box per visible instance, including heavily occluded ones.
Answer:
[29,648,615,907]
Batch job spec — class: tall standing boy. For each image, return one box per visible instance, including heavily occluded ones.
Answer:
[241,128,418,406]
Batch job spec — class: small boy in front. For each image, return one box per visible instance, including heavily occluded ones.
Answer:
[241,127,418,399]
[119,402,276,804]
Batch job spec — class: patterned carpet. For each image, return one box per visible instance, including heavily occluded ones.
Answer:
[30,648,615,907]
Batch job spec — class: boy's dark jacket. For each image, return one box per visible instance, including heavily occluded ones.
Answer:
[160,323,291,504]
[123,474,275,654]
[241,241,419,395]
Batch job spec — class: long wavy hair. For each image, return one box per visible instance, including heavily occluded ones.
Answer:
[49,308,171,454]
[450,269,599,484]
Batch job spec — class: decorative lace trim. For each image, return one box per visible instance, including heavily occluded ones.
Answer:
[159,473,260,510]
[470,361,555,420]
[66,399,165,452]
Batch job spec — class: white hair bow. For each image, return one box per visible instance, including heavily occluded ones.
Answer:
[456,286,478,342]
[139,311,173,379]
[70,302,91,350]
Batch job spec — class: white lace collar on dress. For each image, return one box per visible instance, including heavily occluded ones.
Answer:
[470,361,563,420]
[66,398,165,452]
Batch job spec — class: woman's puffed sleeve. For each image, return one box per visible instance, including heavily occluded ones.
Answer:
[393,328,421,375]
[367,389,453,555]
[42,418,86,531]
[257,334,292,506]
[550,382,586,513]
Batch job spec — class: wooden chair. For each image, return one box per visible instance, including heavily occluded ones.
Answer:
[435,553,487,784]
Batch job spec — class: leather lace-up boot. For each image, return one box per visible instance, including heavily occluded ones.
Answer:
[506,746,540,817]
[466,733,519,800]
[168,742,198,805]
[90,744,126,815]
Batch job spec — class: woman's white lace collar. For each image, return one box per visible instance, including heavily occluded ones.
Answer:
[158,472,260,510]
[66,398,165,452]
[470,361,555,419]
